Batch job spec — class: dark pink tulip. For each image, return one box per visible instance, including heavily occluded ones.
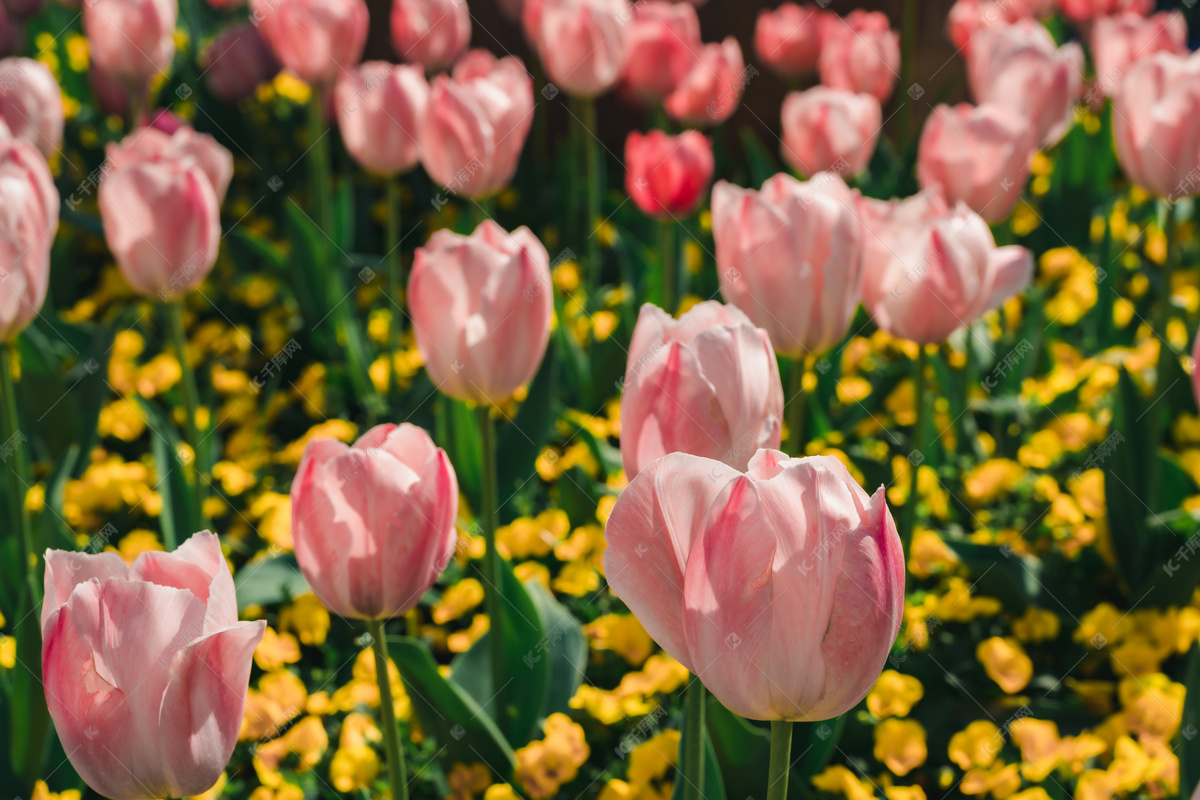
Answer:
[0,0,43,20]
[818,10,899,102]
[83,0,176,88]
[420,49,533,198]
[42,532,265,800]
[249,0,368,85]
[860,188,1033,344]
[201,23,281,104]
[780,86,881,178]
[604,450,904,720]
[408,220,552,404]
[664,37,745,126]
[0,7,20,59]
[524,0,631,97]
[1092,12,1186,97]
[90,63,132,117]
[624,129,713,218]
[391,0,471,71]
[335,61,428,176]
[0,137,57,342]
[755,3,831,77]
[0,58,62,158]
[620,0,701,104]
[1057,0,1152,23]
[621,302,783,479]
[291,423,459,620]
[1112,52,1200,199]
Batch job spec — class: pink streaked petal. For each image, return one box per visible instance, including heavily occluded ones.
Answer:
[42,549,127,630]
[128,530,237,632]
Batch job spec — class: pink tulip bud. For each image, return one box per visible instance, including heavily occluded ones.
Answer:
[1092,12,1186,97]
[0,58,62,158]
[946,0,1053,54]
[917,102,1035,222]
[620,0,701,103]
[107,122,234,203]
[335,62,428,176]
[755,3,831,77]
[420,50,533,199]
[83,0,177,88]
[201,23,281,103]
[605,450,904,721]
[0,137,57,342]
[624,129,713,218]
[967,21,1083,148]
[1057,0,1151,23]
[249,0,369,85]
[523,0,631,98]
[291,423,459,620]
[780,86,881,178]
[391,0,471,71]
[860,188,1033,344]
[1113,52,1200,200]
[620,301,783,480]
[41,531,266,800]
[712,172,863,359]
[818,10,899,102]
[665,37,745,126]
[408,220,552,404]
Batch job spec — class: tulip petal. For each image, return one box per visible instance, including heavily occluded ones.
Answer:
[42,549,127,630]
[975,245,1033,320]
[128,530,238,632]
[381,449,459,615]
[291,438,359,616]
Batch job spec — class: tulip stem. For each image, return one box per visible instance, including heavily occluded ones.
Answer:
[899,346,928,556]
[581,97,602,295]
[307,90,333,235]
[786,357,808,456]
[476,405,506,724]
[681,679,706,800]
[164,300,206,541]
[387,177,404,395]
[767,720,793,800]
[366,618,410,800]
[0,342,38,603]
[660,219,676,315]
[1150,200,1178,511]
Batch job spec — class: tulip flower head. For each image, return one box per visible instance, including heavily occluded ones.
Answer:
[780,86,882,178]
[523,0,631,98]
[818,10,900,102]
[391,0,471,71]
[755,2,831,78]
[664,37,746,126]
[83,0,177,89]
[620,0,702,103]
[624,129,713,219]
[250,0,369,85]
[1112,51,1200,200]
[0,58,63,158]
[335,61,429,176]
[0,136,57,342]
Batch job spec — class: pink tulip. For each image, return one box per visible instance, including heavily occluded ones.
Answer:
[755,3,831,77]
[335,61,428,176]
[0,58,62,158]
[391,0,471,71]
[249,0,368,85]
[408,220,552,404]
[605,450,904,720]
[523,0,631,97]
[916,102,1035,222]
[201,23,281,103]
[968,21,1083,148]
[1057,0,1152,23]
[1112,52,1200,199]
[420,50,533,198]
[860,188,1033,344]
[83,0,176,88]
[106,122,234,204]
[0,138,57,342]
[946,0,1052,54]
[780,86,881,178]
[625,129,713,218]
[1092,12,1186,97]
[0,7,20,59]
[665,37,746,126]
[711,172,863,359]
[291,423,459,620]
[621,302,783,479]
[42,531,266,800]
[620,0,701,103]
[818,10,899,102]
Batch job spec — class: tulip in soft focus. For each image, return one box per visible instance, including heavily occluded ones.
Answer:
[0,0,43,20]
[391,0,471,71]
[408,220,552,404]
[0,7,20,59]
[90,63,131,117]
[916,102,1034,222]
[291,423,459,620]
[711,172,863,358]
[0,58,63,158]
[420,50,533,198]
[83,0,177,88]
[0,137,57,342]
[524,0,630,97]
[202,23,282,103]
[780,86,881,177]
[42,531,266,800]
[625,129,713,218]
[620,302,783,479]
[605,450,904,720]
[755,3,830,77]
[1057,0,1152,23]
[860,189,1033,344]
[107,122,234,203]
[336,62,428,176]
[250,0,369,85]
[967,21,1083,148]
[946,0,1052,54]
[665,37,745,126]
[620,0,701,103]
[1112,52,1200,200]
[818,10,900,102]
[1092,12,1186,96]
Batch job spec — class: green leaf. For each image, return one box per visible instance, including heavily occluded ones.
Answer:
[738,126,778,188]
[672,713,727,800]
[1178,643,1200,796]
[1104,368,1154,592]
[9,588,49,792]
[439,398,482,510]
[794,714,846,782]
[497,348,558,503]
[233,553,312,609]
[525,581,587,718]
[943,541,1042,613]
[705,697,770,800]
[138,398,198,547]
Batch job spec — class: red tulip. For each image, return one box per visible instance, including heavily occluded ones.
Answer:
[664,37,746,126]
[1057,0,1152,23]
[83,0,176,88]
[818,10,899,102]
[605,450,904,720]
[860,188,1033,344]
[391,0,471,71]
[42,531,266,800]
[291,423,459,620]
[712,172,863,358]
[524,0,631,97]
[620,0,701,103]
[335,61,428,176]
[0,58,62,158]
[755,3,831,77]
[1112,52,1200,200]
[624,129,713,218]
[201,23,281,103]
[780,86,881,178]
[620,301,783,479]
[408,220,552,404]
[249,0,368,85]
[1092,12,1186,97]
[0,137,56,342]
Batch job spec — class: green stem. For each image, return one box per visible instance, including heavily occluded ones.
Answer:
[681,680,706,800]
[582,97,602,296]
[899,347,928,555]
[476,405,505,723]
[786,357,808,456]
[0,343,37,602]
[1150,201,1178,511]
[366,619,410,800]
[660,219,676,315]
[767,720,793,800]
[165,300,204,541]
[471,198,494,228]
[307,89,333,235]
[387,178,403,395]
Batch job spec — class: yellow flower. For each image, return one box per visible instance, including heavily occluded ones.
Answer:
[976,637,1032,693]
[867,670,924,718]
[254,716,329,784]
[1009,718,1060,781]
[1017,430,1064,469]
[1106,736,1149,793]
[948,721,1001,770]
[1118,673,1185,739]
[212,460,257,495]
[434,578,485,624]
[964,460,1026,504]
[329,745,380,792]
[1074,602,1130,648]
[1012,607,1060,643]
[115,530,163,563]
[1009,790,1052,800]
[448,762,493,800]
[31,781,81,800]
[485,784,523,800]
[960,762,1021,799]
[584,614,654,666]
[811,765,876,800]
[0,635,14,669]
[873,718,926,776]
[1074,770,1114,800]
[552,560,600,596]
[255,626,302,671]
[276,420,357,465]
[907,529,958,578]
[135,353,182,397]
[259,669,308,721]
[884,786,925,800]
[448,614,490,653]
[514,714,590,799]
[250,492,293,550]
[515,561,551,588]
[626,729,679,786]
[98,398,147,441]
[278,594,331,646]
[497,510,570,558]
